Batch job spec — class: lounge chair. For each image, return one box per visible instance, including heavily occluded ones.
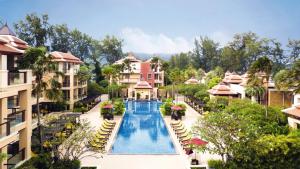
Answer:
[176,128,187,135]
[95,133,109,139]
[172,122,183,128]
[104,121,115,127]
[99,126,112,133]
[177,131,190,138]
[105,119,116,124]
[174,125,185,132]
[97,130,111,136]
[102,123,114,129]
[180,135,192,143]
[171,120,181,126]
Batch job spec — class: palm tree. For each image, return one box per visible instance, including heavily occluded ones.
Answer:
[247,56,273,117]
[18,47,63,152]
[122,58,132,82]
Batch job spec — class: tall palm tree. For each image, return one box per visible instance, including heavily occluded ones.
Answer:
[122,58,132,82]
[18,47,63,152]
[247,56,273,117]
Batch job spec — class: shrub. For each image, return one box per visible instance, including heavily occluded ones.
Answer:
[176,103,186,116]
[208,159,225,169]
[100,101,112,115]
[16,153,52,169]
[52,159,80,169]
[161,100,173,116]
[114,100,125,115]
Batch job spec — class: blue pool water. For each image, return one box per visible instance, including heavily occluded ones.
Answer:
[110,101,176,154]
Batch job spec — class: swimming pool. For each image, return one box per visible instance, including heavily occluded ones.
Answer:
[110,101,176,154]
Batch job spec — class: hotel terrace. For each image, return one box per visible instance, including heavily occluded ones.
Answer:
[114,53,164,100]
[0,24,32,169]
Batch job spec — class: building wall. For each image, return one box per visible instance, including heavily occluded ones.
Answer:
[268,90,293,107]
[0,54,32,169]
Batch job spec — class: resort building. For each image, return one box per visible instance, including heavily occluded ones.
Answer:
[32,51,87,112]
[114,53,164,100]
[282,93,300,129]
[184,77,200,85]
[0,24,32,169]
[208,82,238,98]
[211,71,293,107]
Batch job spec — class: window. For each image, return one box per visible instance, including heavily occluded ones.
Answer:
[148,74,152,80]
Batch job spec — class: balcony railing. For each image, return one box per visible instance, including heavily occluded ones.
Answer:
[63,68,70,74]
[5,148,25,169]
[7,110,25,127]
[63,82,70,87]
[0,122,11,138]
[0,110,25,139]
[8,72,27,86]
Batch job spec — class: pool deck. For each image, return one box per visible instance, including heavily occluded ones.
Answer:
[79,95,214,169]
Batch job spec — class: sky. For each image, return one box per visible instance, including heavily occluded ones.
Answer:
[1,0,300,54]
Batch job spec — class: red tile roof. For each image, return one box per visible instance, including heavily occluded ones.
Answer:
[283,104,300,118]
[0,39,23,54]
[185,77,200,84]
[51,51,83,64]
[223,72,242,84]
[134,80,152,89]
[208,83,238,95]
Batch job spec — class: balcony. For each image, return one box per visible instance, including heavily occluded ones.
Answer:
[119,78,140,83]
[5,148,25,169]
[63,82,70,87]
[0,110,25,139]
[7,110,25,127]
[8,72,27,86]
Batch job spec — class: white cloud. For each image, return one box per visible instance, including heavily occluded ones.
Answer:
[209,31,232,47]
[120,27,193,54]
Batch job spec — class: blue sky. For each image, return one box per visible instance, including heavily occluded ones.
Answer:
[1,0,300,53]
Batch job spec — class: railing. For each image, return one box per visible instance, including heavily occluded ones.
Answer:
[5,148,25,169]
[7,110,25,127]
[63,82,70,87]
[0,122,11,138]
[8,72,27,86]
[63,68,70,74]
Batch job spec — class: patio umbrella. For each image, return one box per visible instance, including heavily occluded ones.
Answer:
[103,104,113,109]
[171,105,183,111]
[187,138,208,164]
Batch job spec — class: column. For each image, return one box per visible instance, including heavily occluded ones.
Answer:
[0,98,8,138]
[0,55,8,89]
[18,89,31,160]
[69,64,74,110]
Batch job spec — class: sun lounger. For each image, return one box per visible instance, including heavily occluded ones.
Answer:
[99,126,112,133]
[105,119,116,124]
[176,128,187,135]
[102,124,114,129]
[174,125,185,132]
[171,120,181,126]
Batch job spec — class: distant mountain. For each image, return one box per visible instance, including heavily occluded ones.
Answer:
[132,53,173,61]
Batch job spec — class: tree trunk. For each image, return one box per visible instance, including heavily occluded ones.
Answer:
[36,94,43,153]
[265,80,269,118]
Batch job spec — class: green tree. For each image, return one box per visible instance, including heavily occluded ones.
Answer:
[169,53,192,69]
[14,13,51,47]
[248,56,273,117]
[50,24,71,52]
[274,69,292,106]
[192,36,220,71]
[287,39,300,63]
[18,47,63,152]
[100,35,124,64]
